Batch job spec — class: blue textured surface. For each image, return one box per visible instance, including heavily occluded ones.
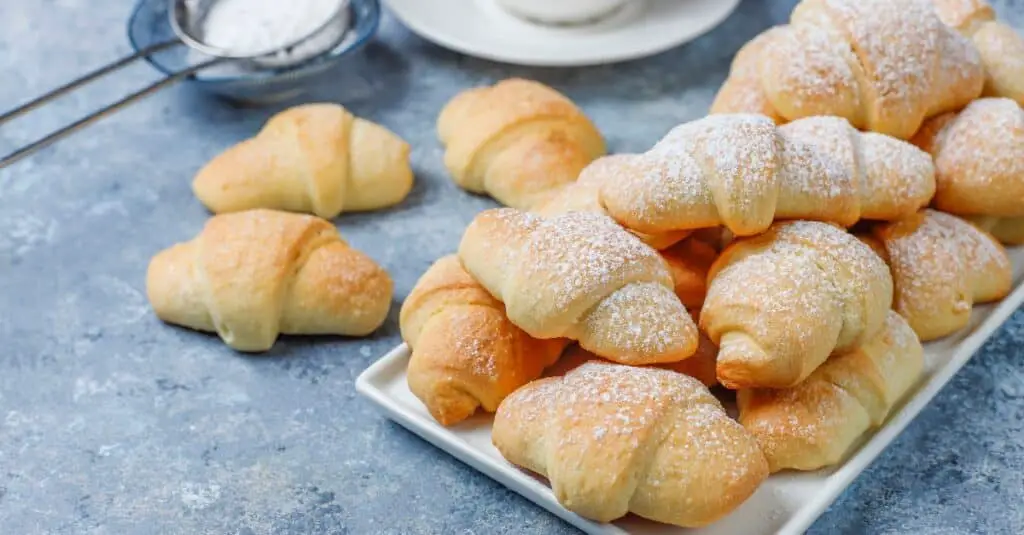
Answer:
[1,1,1022,533]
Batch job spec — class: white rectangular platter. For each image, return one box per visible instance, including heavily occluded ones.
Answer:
[356,248,1024,535]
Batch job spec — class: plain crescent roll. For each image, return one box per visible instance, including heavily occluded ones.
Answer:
[437,78,606,210]
[193,103,414,219]
[146,209,393,352]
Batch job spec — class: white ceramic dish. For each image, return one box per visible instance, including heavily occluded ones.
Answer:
[383,0,742,67]
[357,247,1024,534]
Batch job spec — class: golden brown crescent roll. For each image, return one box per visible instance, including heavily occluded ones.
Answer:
[492,361,768,527]
[710,0,984,140]
[966,215,1024,245]
[193,103,413,219]
[860,209,1012,341]
[701,221,894,389]
[458,208,699,365]
[400,255,567,426]
[437,78,606,210]
[547,114,934,242]
[931,0,1024,104]
[738,311,924,473]
[911,98,1024,235]
[146,209,392,352]
[660,236,718,310]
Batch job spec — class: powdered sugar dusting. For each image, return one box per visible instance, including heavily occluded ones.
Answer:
[767,19,859,111]
[925,98,1024,216]
[777,130,851,202]
[823,0,939,121]
[928,211,1009,279]
[779,116,863,203]
[937,98,1024,178]
[941,28,985,81]
[509,362,760,475]
[600,150,708,229]
[681,115,780,221]
[880,210,1009,326]
[705,221,892,380]
[600,114,784,233]
[859,133,936,211]
[771,223,892,344]
[743,380,848,457]
[498,210,691,361]
[517,211,667,314]
[449,311,499,378]
[779,116,934,218]
[582,282,693,359]
[708,246,834,350]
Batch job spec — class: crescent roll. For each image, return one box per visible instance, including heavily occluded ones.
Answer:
[193,103,414,219]
[538,114,934,244]
[911,98,1024,244]
[860,209,1012,341]
[738,311,924,473]
[458,208,699,365]
[701,221,894,389]
[401,255,567,426]
[437,78,606,210]
[711,0,984,140]
[931,0,1024,104]
[146,209,393,352]
[492,361,768,527]
[966,215,1024,245]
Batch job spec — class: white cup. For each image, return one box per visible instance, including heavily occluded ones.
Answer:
[495,0,628,24]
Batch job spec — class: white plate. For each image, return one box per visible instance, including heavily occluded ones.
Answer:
[383,0,742,67]
[357,247,1024,534]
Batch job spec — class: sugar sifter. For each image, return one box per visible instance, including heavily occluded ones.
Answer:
[0,0,354,169]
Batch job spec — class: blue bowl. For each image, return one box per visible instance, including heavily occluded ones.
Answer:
[127,0,381,104]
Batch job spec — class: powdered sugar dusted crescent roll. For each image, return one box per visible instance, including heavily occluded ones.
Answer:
[859,209,1012,341]
[738,311,924,473]
[778,116,937,221]
[492,361,768,527]
[458,208,699,365]
[701,220,894,389]
[911,98,1024,228]
[931,0,1024,105]
[537,114,934,243]
[711,0,984,140]
[966,215,1024,245]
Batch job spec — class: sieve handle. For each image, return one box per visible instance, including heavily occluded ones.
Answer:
[0,40,226,170]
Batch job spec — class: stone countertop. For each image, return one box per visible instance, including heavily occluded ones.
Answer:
[2,1,1023,533]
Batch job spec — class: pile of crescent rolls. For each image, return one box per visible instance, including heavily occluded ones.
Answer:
[143,0,1024,528]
